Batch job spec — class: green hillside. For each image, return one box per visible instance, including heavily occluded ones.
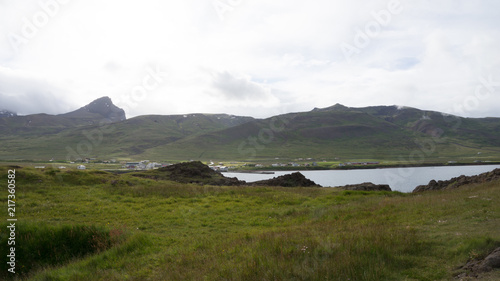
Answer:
[144,110,420,161]
[1,102,500,163]
[142,106,500,162]
[0,113,254,161]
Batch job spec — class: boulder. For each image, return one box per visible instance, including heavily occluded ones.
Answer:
[337,182,392,191]
[457,247,500,278]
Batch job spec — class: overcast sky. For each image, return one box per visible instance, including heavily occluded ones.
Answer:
[1,0,500,118]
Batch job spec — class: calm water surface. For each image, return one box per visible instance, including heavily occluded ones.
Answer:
[223,165,500,193]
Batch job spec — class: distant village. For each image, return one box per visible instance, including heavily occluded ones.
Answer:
[32,157,383,172]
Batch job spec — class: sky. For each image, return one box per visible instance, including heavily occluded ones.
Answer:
[1,0,500,119]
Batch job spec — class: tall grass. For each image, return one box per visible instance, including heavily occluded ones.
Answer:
[166,222,425,281]
[0,223,128,279]
[1,166,499,280]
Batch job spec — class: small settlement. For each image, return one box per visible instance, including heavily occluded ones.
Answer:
[124,160,167,170]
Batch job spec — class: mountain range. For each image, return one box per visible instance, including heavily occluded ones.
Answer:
[1,97,500,163]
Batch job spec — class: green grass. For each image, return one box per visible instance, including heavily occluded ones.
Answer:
[1,166,499,280]
[0,223,128,279]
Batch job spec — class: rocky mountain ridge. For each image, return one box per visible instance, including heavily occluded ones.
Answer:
[59,96,126,123]
[0,110,17,118]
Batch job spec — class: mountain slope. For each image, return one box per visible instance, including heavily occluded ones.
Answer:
[142,108,422,160]
[334,105,500,147]
[141,105,500,161]
[1,103,500,162]
[82,113,254,156]
[0,97,126,136]
[0,112,254,160]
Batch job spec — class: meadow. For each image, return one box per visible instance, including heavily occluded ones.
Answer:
[1,166,499,280]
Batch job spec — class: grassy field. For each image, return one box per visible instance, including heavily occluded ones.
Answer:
[1,166,499,280]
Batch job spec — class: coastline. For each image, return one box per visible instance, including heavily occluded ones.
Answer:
[230,161,500,173]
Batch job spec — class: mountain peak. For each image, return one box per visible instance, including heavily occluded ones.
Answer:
[61,96,126,123]
[0,110,17,118]
[331,103,348,109]
[84,96,114,112]
[312,103,349,112]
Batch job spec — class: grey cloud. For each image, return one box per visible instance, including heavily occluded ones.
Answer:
[211,71,273,101]
[0,67,72,115]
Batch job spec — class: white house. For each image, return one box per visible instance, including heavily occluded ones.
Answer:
[210,165,228,172]
[146,162,162,170]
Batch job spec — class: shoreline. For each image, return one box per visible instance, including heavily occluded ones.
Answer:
[1,160,500,173]
[229,161,500,173]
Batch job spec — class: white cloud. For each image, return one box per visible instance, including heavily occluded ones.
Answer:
[0,0,499,118]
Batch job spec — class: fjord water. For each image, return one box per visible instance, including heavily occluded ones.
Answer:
[224,165,500,193]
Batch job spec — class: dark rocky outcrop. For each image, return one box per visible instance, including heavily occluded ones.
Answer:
[133,161,244,186]
[337,182,391,191]
[134,163,322,187]
[413,168,500,193]
[249,172,321,187]
[456,247,500,279]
